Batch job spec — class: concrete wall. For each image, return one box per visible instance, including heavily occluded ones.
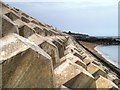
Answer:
[0,2,119,89]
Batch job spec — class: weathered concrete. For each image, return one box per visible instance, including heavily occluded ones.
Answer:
[64,66,96,88]
[40,41,60,67]
[95,76,119,89]
[14,19,25,27]
[54,59,95,88]
[28,33,45,45]
[0,33,55,88]
[92,60,101,66]
[54,59,82,87]
[28,22,46,36]
[21,16,30,23]
[1,15,19,38]
[19,25,35,38]
[60,53,87,69]
[87,63,107,78]
[52,40,64,58]
[29,34,60,67]
[64,47,87,61]
[107,73,120,88]
[0,2,120,88]
[5,11,20,21]
[0,3,2,39]
[83,58,94,65]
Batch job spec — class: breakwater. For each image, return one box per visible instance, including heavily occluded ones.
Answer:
[0,2,120,89]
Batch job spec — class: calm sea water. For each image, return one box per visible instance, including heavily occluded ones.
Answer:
[95,46,120,68]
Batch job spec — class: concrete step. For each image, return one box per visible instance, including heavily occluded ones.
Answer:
[60,53,87,69]
[87,63,107,78]
[54,59,82,87]
[1,33,55,88]
[95,76,119,89]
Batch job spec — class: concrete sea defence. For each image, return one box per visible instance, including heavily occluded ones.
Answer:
[0,2,120,89]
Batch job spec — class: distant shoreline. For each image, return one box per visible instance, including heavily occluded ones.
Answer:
[80,41,118,65]
[79,41,120,78]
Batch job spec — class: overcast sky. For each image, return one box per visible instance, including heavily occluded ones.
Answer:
[3,0,119,3]
[5,0,119,36]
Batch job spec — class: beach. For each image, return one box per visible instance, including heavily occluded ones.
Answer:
[80,41,98,50]
[80,41,119,68]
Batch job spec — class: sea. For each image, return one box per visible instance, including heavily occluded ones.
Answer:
[95,46,120,68]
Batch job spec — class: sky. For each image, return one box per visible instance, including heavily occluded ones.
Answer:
[4,0,119,36]
[3,0,119,3]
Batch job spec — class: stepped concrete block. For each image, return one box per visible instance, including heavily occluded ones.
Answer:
[75,60,87,70]
[5,11,20,21]
[28,22,40,29]
[1,15,19,38]
[49,30,56,36]
[0,64,1,89]
[73,51,85,60]
[0,16,2,38]
[31,19,43,26]
[64,48,71,55]
[64,48,85,61]
[0,33,55,88]
[79,52,88,60]
[50,29,60,35]
[92,60,101,66]
[48,36,66,42]
[40,40,60,67]
[55,36,65,44]
[33,26,45,36]
[113,79,120,88]
[39,21,46,27]
[31,19,38,24]
[1,2,120,88]
[58,36,67,42]
[87,63,107,78]
[11,8,21,14]
[59,36,68,42]
[14,19,25,27]
[54,59,83,87]
[54,59,94,88]
[21,12,29,18]
[28,33,45,45]
[19,25,35,38]
[64,66,96,88]
[64,48,82,60]
[1,6,11,15]
[66,44,78,51]
[50,35,65,44]
[43,28,52,36]
[83,58,94,65]
[29,34,60,66]
[80,51,84,55]
[67,38,74,45]
[64,48,77,55]
[60,53,87,69]
[65,44,80,52]
[52,40,64,58]
[107,73,120,87]
[96,76,119,89]
[27,16,34,21]
[21,16,30,23]
[28,22,45,36]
